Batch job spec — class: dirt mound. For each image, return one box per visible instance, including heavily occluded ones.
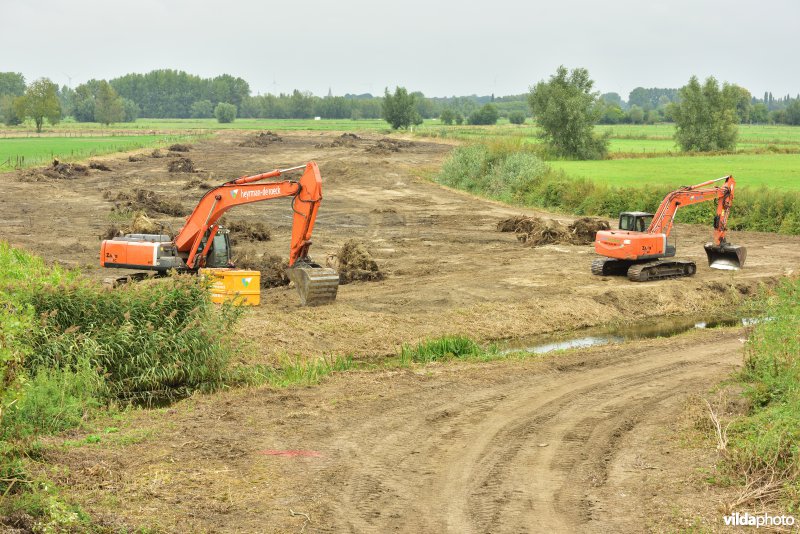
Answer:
[567,217,610,245]
[103,189,188,217]
[19,159,90,181]
[89,161,112,171]
[366,138,413,154]
[183,178,212,190]
[239,131,283,148]
[168,144,191,152]
[315,133,365,149]
[101,211,162,239]
[168,157,196,173]
[128,154,145,162]
[150,149,165,158]
[233,251,290,288]
[498,216,608,246]
[497,215,570,246]
[328,239,384,284]
[221,219,271,243]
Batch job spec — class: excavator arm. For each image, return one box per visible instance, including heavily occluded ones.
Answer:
[647,175,735,246]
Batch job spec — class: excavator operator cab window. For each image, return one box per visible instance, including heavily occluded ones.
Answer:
[619,212,653,233]
[206,231,231,268]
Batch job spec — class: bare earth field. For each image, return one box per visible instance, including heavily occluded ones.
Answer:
[2,132,799,532]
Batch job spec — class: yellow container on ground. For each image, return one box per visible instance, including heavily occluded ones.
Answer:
[200,268,261,306]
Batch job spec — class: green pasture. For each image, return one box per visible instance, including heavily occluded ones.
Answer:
[550,153,800,191]
[0,134,203,169]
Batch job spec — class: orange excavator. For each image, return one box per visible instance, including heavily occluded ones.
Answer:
[100,161,339,305]
[592,175,747,281]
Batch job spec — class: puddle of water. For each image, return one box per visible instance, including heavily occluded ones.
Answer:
[505,316,764,356]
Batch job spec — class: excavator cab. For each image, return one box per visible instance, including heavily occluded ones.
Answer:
[195,227,232,269]
[618,212,653,233]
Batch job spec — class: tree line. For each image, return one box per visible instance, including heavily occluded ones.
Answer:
[1,69,799,132]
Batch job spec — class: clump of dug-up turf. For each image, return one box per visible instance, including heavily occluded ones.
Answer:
[239,131,282,148]
[150,149,165,158]
[168,157,196,173]
[329,239,384,284]
[567,217,610,245]
[498,215,610,246]
[128,154,145,162]
[89,161,112,171]
[233,251,290,288]
[103,189,188,217]
[316,132,363,149]
[365,138,413,154]
[183,177,213,190]
[101,211,163,240]
[20,159,90,181]
[168,143,191,152]
[220,219,271,244]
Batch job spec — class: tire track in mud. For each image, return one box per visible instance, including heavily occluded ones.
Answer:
[324,338,740,533]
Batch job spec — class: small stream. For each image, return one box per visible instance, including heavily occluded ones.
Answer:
[504,315,763,355]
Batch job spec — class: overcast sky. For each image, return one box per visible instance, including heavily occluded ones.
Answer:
[2,0,798,100]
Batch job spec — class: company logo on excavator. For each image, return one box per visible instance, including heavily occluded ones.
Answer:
[230,189,239,199]
[241,187,282,200]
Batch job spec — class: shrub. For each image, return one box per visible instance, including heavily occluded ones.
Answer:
[508,111,526,125]
[439,109,455,125]
[191,99,214,119]
[467,103,499,125]
[214,102,237,123]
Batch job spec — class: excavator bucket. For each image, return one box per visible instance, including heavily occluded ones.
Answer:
[287,262,339,306]
[704,242,747,271]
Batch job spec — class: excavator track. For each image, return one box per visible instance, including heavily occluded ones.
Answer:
[287,261,339,306]
[626,260,696,282]
[591,258,633,276]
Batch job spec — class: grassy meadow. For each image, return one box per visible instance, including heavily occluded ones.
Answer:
[0,133,205,169]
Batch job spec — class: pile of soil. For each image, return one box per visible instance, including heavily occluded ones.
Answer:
[101,211,162,239]
[328,239,384,284]
[168,157,196,173]
[183,178,212,190]
[233,251,290,288]
[239,131,282,148]
[567,217,610,245]
[168,144,191,152]
[89,161,112,171]
[150,149,165,158]
[366,138,413,154]
[103,189,188,217]
[221,219,271,243]
[498,215,610,246]
[128,154,145,162]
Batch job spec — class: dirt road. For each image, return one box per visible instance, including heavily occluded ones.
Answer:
[49,328,741,533]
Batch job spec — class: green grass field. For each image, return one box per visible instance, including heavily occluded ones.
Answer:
[0,133,204,169]
[550,153,800,190]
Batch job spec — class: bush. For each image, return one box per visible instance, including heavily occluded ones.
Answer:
[508,111,526,125]
[191,99,214,119]
[439,109,455,125]
[717,278,800,509]
[214,102,237,123]
[467,103,499,125]
[0,242,242,500]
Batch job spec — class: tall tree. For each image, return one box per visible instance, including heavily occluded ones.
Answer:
[382,87,421,129]
[672,76,738,152]
[94,81,124,125]
[527,66,608,160]
[17,78,61,132]
[0,72,26,97]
